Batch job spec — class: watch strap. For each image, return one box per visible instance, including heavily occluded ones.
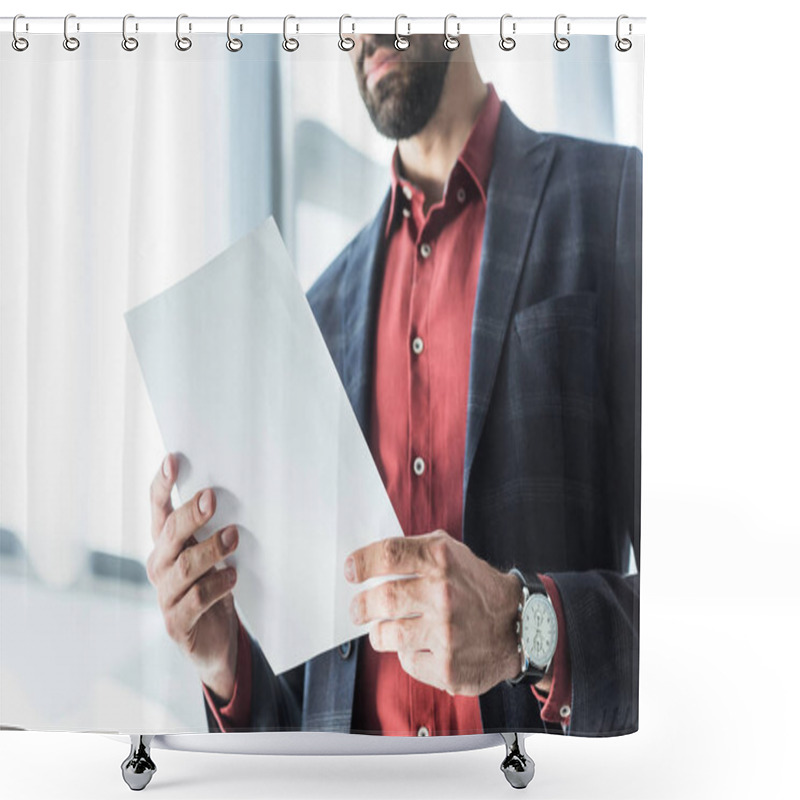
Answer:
[509,567,546,598]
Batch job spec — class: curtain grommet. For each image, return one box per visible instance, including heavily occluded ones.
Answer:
[12,14,29,51]
[394,15,410,51]
[444,14,460,51]
[499,14,516,51]
[615,15,632,52]
[63,13,80,52]
[175,14,192,51]
[121,14,139,52]
[226,15,243,52]
[338,14,355,51]
[282,15,299,52]
[553,14,570,52]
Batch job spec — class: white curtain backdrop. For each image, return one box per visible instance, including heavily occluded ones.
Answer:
[1,34,266,730]
[0,30,641,731]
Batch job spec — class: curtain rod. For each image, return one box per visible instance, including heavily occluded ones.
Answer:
[1,16,646,37]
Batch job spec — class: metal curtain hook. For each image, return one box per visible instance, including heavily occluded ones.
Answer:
[338,14,355,51]
[283,15,299,51]
[554,14,570,51]
[12,14,29,52]
[444,14,460,51]
[227,15,243,51]
[122,14,139,51]
[63,13,80,51]
[176,14,192,51]
[394,15,410,51]
[615,14,632,52]
[499,14,516,51]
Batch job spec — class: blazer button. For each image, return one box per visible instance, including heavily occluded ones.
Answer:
[338,640,352,660]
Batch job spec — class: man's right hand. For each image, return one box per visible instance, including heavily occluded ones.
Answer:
[146,453,240,703]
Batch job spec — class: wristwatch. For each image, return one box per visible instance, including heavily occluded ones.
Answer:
[506,568,558,686]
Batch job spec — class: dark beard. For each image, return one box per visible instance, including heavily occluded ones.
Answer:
[357,36,452,141]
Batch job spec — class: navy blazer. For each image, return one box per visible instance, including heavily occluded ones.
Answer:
[204,102,642,737]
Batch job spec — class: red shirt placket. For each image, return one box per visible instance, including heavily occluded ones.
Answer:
[404,181,440,735]
[405,186,435,540]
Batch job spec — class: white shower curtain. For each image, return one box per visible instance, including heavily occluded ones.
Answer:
[1,28,642,733]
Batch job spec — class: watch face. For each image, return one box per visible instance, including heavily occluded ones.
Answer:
[521,593,558,669]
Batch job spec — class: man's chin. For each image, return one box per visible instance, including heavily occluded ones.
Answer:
[367,70,407,105]
[359,58,448,140]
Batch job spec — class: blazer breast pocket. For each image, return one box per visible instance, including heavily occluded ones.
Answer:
[512,292,601,419]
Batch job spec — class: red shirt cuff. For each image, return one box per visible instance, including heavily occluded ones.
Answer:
[202,616,253,731]
[530,573,572,727]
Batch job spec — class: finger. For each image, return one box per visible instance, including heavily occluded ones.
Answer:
[350,577,425,625]
[150,454,177,541]
[168,566,237,640]
[166,525,239,606]
[369,616,428,653]
[160,488,216,563]
[148,530,202,587]
[397,649,449,693]
[146,533,200,589]
[345,536,433,583]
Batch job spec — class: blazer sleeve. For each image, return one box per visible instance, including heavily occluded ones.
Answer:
[546,145,642,736]
[203,627,304,732]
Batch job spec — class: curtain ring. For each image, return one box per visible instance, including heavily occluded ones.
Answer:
[283,15,299,51]
[338,14,355,51]
[227,15,243,52]
[394,15,410,51]
[553,14,570,51]
[499,14,515,51]
[121,14,139,51]
[615,15,632,52]
[63,13,80,51]
[175,14,192,51]
[12,14,29,52]
[444,14,460,51]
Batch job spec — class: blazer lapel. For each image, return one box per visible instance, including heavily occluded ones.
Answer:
[463,105,556,499]
[342,192,391,436]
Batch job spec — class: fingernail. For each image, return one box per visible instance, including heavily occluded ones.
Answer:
[344,556,355,583]
[227,568,237,585]
[162,456,171,479]
[221,526,237,551]
[198,489,212,515]
[349,597,360,624]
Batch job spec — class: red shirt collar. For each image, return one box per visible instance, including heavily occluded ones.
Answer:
[385,83,502,238]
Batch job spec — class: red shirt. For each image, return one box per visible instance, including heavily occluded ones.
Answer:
[204,84,572,735]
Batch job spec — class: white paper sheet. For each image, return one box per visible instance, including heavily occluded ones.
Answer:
[125,217,403,675]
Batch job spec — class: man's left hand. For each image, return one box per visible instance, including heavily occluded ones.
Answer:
[345,530,522,696]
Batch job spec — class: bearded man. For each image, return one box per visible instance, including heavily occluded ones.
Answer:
[147,33,641,739]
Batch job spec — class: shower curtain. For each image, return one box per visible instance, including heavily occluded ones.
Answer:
[0,21,643,738]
